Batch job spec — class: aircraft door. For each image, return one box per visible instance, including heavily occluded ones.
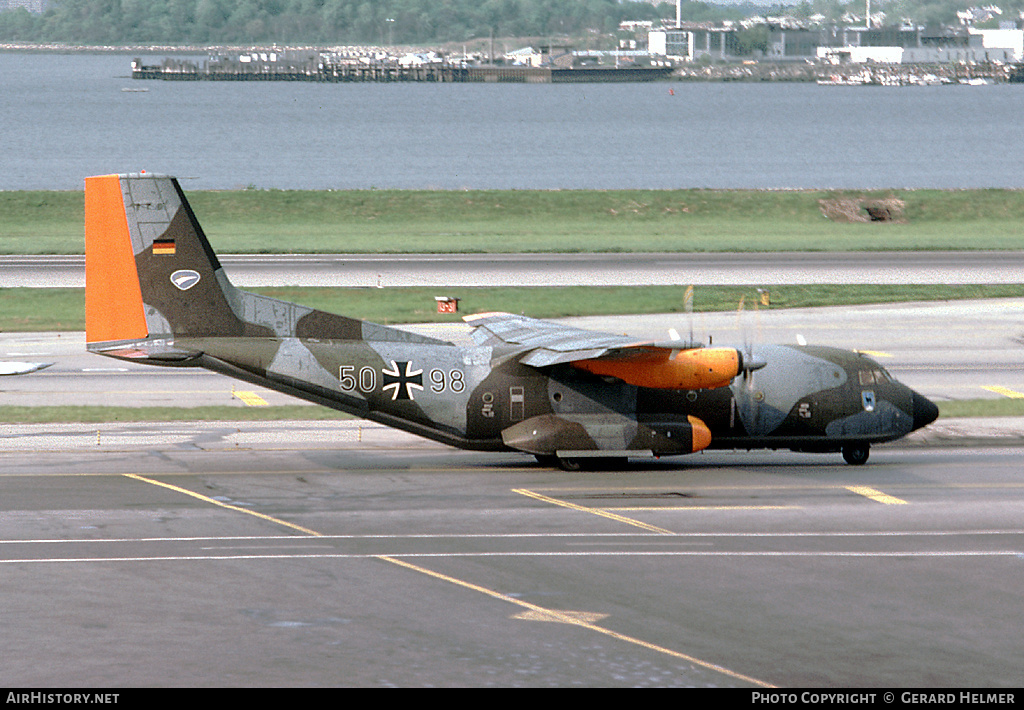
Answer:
[510,386,525,421]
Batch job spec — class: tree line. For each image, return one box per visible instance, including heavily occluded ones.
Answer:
[2,0,1016,46]
[0,0,679,45]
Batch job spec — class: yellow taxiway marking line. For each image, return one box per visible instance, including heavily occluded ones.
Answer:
[123,474,321,536]
[511,609,610,624]
[123,474,774,687]
[982,385,1024,399]
[856,350,892,358]
[846,486,908,505]
[513,488,675,534]
[602,505,798,512]
[233,390,269,406]
[379,554,775,688]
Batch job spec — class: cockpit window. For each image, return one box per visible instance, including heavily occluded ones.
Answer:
[859,369,891,386]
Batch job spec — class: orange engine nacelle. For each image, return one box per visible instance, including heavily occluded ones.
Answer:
[687,415,713,452]
[571,347,741,390]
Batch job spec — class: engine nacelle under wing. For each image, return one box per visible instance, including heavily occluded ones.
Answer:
[502,413,712,457]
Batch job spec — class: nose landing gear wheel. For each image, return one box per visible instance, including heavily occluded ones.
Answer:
[842,443,870,466]
[534,454,582,471]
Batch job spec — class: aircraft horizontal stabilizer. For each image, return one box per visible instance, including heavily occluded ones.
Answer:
[0,362,53,376]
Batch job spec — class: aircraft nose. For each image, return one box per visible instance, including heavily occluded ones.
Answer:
[911,392,939,430]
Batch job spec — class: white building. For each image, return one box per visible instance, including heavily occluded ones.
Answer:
[649,23,819,62]
[968,28,1024,60]
[648,25,737,61]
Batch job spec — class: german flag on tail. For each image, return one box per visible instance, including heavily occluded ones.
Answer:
[152,239,176,255]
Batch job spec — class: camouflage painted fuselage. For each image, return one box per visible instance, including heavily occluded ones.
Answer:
[117,334,934,459]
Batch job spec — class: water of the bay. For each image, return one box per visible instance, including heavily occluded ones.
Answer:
[2,52,1023,191]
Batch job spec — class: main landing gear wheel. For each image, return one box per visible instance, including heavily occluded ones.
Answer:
[534,455,629,471]
[842,443,870,466]
[556,457,584,472]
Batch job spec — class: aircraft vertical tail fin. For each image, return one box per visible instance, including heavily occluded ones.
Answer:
[85,172,254,348]
[85,173,446,360]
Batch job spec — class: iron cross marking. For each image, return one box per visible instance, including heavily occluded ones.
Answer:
[382,361,424,401]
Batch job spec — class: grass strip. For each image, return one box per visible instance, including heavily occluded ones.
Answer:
[3,284,1023,332]
[3,188,1024,254]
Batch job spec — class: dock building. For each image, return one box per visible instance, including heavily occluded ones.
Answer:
[649,21,1024,64]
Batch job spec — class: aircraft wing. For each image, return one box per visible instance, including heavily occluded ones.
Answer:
[464,312,662,367]
[464,312,749,390]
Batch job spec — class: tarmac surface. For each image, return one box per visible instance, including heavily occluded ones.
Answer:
[2,429,1024,687]
[6,251,1024,287]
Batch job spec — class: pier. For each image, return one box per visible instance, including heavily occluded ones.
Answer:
[130,55,674,83]
[130,54,1016,85]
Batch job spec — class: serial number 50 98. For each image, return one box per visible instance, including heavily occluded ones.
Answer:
[339,365,464,394]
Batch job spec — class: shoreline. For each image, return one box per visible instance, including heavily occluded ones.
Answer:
[2,44,1015,84]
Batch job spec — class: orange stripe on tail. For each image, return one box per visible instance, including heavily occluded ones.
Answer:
[85,174,149,344]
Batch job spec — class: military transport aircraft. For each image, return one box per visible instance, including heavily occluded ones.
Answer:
[84,173,939,469]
